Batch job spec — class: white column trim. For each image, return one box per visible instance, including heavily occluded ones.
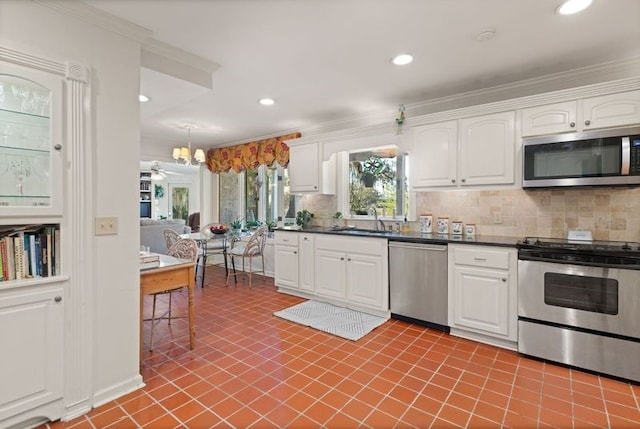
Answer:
[63,70,93,420]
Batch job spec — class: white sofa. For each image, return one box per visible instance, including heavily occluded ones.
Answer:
[140,219,191,254]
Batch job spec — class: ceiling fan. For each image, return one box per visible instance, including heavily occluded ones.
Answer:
[150,161,182,180]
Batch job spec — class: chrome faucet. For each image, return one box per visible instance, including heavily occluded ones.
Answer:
[369,206,385,231]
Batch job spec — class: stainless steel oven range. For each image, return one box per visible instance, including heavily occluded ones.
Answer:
[517,237,640,382]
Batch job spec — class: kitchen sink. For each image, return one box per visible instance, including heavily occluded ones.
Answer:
[332,227,393,235]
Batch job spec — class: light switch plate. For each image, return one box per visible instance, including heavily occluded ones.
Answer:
[95,217,118,235]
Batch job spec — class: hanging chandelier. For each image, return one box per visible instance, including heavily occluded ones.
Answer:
[172,124,205,165]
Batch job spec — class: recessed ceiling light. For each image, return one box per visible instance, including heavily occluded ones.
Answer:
[392,54,413,66]
[139,94,150,102]
[259,98,275,106]
[556,0,592,15]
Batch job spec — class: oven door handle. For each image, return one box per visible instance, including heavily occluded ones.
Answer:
[518,254,640,270]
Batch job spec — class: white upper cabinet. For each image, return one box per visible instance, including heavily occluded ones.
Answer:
[288,142,335,194]
[521,90,640,137]
[0,63,64,217]
[581,90,640,131]
[521,101,578,137]
[459,111,515,186]
[410,111,515,189]
[410,121,458,188]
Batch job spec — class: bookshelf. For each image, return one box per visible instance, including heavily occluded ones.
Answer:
[140,171,152,218]
[0,224,60,281]
[0,61,67,425]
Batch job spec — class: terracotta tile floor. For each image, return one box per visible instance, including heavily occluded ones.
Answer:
[45,265,640,428]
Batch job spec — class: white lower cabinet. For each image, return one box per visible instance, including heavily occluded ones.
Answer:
[275,231,389,317]
[315,249,346,299]
[274,232,299,289]
[0,285,64,426]
[448,244,517,350]
[274,232,315,292]
[298,234,315,292]
[345,253,384,309]
[315,235,388,314]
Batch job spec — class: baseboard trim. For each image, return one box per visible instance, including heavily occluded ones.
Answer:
[92,374,145,409]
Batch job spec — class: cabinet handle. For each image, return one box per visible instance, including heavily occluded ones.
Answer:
[54,296,62,303]
[570,122,576,128]
[282,239,289,242]
[474,257,486,262]
[451,179,456,183]
[340,257,344,261]
[585,120,591,126]
[314,185,318,189]
[347,258,351,261]
[54,144,62,151]
[461,178,466,183]
[293,251,297,254]
[501,278,507,282]
[303,237,308,241]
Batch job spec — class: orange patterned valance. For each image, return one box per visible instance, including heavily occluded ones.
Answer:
[206,132,301,173]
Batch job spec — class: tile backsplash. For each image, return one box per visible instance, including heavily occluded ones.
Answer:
[415,188,640,240]
[300,187,640,241]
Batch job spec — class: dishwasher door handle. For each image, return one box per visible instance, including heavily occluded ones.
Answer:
[389,243,447,251]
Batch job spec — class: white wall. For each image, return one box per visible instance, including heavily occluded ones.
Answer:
[1,0,144,414]
[151,172,200,220]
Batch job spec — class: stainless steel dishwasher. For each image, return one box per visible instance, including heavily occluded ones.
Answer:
[389,241,449,332]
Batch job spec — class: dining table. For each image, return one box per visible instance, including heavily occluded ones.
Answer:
[139,253,195,368]
[181,231,232,278]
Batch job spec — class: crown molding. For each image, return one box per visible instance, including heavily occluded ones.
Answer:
[34,0,153,42]
[298,56,640,138]
[288,75,640,153]
[405,56,640,119]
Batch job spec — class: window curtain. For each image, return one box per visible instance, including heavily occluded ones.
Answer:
[205,132,301,173]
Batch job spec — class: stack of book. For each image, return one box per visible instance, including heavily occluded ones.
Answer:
[139,251,160,270]
[0,224,60,282]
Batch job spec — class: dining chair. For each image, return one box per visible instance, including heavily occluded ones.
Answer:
[147,238,198,351]
[163,228,181,252]
[199,223,231,282]
[226,225,268,288]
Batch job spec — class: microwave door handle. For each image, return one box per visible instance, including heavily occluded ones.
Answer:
[621,136,630,175]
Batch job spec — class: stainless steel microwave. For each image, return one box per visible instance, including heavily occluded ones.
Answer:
[522,126,640,188]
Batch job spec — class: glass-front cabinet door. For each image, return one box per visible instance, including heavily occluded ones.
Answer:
[0,63,63,217]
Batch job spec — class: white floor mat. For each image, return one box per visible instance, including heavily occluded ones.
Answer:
[274,300,388,341]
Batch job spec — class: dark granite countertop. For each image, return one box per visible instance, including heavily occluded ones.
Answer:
[275,226,520,248]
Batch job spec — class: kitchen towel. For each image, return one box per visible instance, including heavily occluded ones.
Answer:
[274,300,388,341]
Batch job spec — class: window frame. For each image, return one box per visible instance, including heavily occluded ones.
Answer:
[337,146,410,221]
[219,164,295,228]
